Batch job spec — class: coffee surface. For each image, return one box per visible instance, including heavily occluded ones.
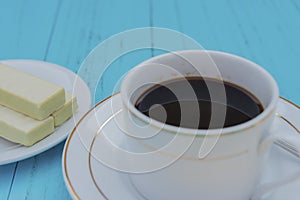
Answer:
[135,77,263,129]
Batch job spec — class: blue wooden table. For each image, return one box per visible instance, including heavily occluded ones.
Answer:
[0,0,300,199]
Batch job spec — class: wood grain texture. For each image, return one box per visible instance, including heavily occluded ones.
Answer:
[0,0,62,199]
[8,144,71,200]
[2,0,151,199]
[46,0,152,102]
[0,163,17,200]
[172,0,300,103]
[0,0,300,199]
[0,0,61,60]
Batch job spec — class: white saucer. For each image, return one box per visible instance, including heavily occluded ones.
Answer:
[0,60,91,165]
[63,93,300,200]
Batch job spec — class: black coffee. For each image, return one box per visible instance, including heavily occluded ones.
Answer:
[135,77,263,129]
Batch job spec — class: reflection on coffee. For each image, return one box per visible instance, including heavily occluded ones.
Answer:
[135,77,263,129]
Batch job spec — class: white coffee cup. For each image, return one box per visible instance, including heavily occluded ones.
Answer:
[120,50,279,200]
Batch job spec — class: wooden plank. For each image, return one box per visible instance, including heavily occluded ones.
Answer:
[154,0,300,104]
[45,0,153,102]
[45,0,151,71]
[8,0,151,199]
[152,0,222,51]
[0,163,17,200]
[0,0,62,60]
[226,0,300,103]
[0,0,61,199]
[8,144,72,200]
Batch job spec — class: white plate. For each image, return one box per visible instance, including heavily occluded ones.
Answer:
[0,60,91,165]
[63,93,300,200]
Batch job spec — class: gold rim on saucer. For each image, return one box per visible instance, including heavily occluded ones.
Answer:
[63,95,299,199]
[63,93,119,200]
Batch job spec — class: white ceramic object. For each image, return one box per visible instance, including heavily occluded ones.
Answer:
[62,93,300,200]
[0,60,91,165]
[120,50,279,200]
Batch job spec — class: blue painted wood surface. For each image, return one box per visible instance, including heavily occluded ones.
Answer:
[0,0,300,199]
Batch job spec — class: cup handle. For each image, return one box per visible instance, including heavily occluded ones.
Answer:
[251,113,300,200]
